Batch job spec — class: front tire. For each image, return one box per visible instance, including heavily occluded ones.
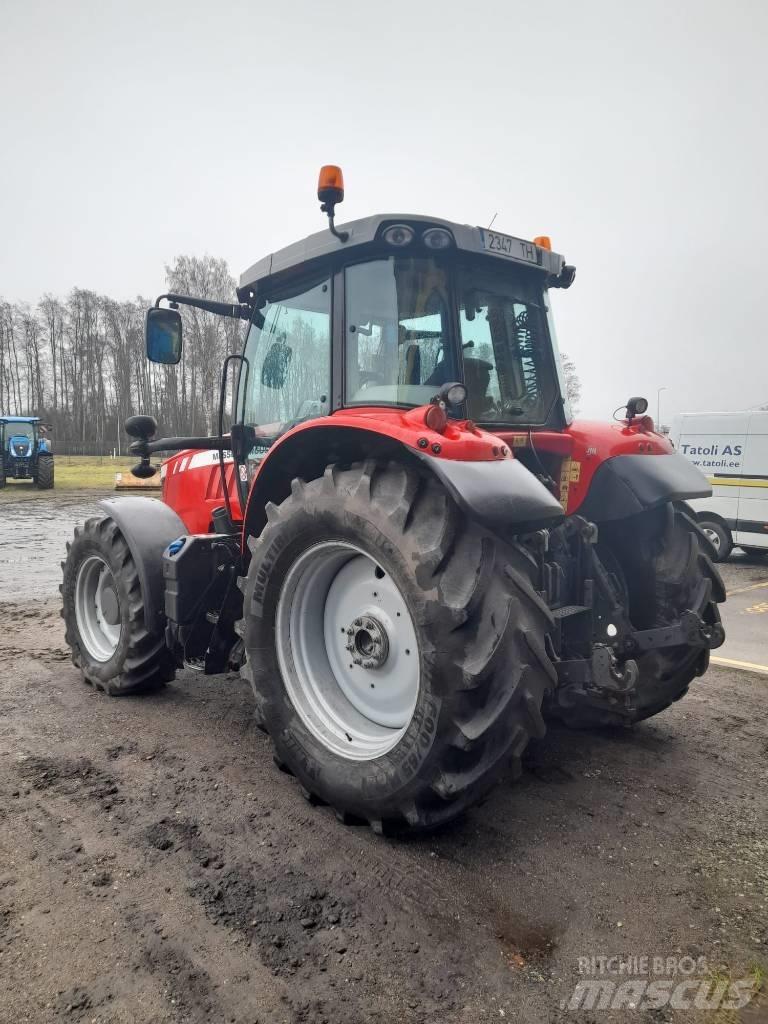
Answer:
[35,454,54,489]
[61,516,175,694]
[241,459,556,833]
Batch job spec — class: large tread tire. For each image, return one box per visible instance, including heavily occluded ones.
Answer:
[565,504,724,728]
[35,454,54,489]
[61,515,175,695]
[0,461,5,488]
[240,459,555,834]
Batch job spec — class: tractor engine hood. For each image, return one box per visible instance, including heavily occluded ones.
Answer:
[9,435,32,457]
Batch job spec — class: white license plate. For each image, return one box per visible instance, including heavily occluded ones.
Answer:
[481,230,539,264]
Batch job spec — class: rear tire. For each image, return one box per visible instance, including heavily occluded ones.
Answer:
[36,454,54,489]
[61,516,175,695]
[240,459,556,833]
[570,504,725,727]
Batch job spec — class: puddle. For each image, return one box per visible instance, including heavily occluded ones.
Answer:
[0,490,111,602]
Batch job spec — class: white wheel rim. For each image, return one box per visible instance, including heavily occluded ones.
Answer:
[703,527,721,551]
[275,541,420,761]
[75,555,122,662]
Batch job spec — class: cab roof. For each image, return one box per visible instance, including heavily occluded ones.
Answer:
[0,416,39,424]
[238,213,567,299]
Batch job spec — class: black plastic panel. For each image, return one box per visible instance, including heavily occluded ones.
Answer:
[416,455,564,535]
[578,453,712,523]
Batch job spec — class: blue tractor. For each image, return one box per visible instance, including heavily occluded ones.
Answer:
[0,416,54,489]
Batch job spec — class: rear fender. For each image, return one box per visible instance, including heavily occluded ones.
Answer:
[576,452,712,522]
[97,496,187,632]
[241,420,564,549]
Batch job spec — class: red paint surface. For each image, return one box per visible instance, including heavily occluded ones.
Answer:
[497,419,673,513]
[161,452,242,535]
[160,407,674,536]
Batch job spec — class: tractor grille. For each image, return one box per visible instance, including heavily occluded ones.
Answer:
[11,442,30,457]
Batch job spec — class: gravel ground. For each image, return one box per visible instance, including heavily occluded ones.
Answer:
[0,503,766,1023]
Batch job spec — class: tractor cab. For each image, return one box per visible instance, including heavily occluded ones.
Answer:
[235,211,575,445]
[143,167,578,524]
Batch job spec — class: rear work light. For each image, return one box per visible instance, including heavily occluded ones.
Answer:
[383,224,415,247]
[424,403,447,433]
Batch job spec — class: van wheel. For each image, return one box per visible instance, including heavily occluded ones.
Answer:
[697,519,731,561]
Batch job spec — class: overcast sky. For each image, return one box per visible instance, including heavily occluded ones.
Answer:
[1,0,766,422]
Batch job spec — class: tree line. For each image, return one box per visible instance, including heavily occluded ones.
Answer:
[0,255,242,455]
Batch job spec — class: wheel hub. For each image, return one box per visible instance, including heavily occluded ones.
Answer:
[275,542,420,760]
[74,555,122,662]
[345,615,389,669]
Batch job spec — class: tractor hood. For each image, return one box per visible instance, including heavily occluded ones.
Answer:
[8,435,32,457]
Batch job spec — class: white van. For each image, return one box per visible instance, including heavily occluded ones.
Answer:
[670,411,768,560]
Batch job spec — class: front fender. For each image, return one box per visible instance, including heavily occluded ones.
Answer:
[98,496,187,632]
[575,452,712,522]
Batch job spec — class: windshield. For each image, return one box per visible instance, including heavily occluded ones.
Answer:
[6,423,35,441]
[241,277,331,440]
[456,264,559,425]
[345,257,458,409]
[343,256,560,425]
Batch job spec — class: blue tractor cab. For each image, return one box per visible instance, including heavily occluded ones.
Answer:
[0,416,54,489]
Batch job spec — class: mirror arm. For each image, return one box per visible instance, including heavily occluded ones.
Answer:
[128,435,231,457]
[155,293,255,322]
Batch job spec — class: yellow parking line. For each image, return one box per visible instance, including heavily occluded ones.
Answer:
[711,655,768,676]
[725,580,768,597]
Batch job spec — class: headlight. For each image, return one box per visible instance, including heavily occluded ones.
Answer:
[422,227,453,250]
[383,224,415,247]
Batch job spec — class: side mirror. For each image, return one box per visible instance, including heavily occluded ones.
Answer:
[146,307,182,365]
[261,338,292,389]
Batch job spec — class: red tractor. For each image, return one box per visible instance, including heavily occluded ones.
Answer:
[61,167,725,833]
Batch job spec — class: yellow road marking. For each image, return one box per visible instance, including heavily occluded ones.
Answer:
[710,655,768,676]
[725,580,768,597]
[744,602,768,615]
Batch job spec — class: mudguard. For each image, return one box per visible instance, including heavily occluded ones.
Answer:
[577,452,712,522]
[415,453,564,534]
[98,496,187,632]
[241,419,565,546]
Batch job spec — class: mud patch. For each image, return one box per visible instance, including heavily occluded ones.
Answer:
[16,755,121,808]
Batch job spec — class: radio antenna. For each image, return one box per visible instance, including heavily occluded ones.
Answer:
[487,212,498,230]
